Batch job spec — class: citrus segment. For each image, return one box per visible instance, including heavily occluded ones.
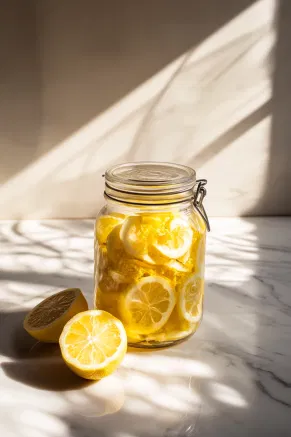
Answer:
[59,310,127,380]
[23,288,88,342]
[120,276,175,335]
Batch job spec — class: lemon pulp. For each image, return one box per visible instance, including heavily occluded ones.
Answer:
[60,310,127,380]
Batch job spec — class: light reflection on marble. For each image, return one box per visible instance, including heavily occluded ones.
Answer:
[0,218,291,437]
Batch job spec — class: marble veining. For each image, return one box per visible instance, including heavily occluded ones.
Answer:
[0,218,291,437]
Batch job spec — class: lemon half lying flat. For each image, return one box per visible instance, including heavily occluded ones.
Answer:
[23,288,88,342]
[59,310,127,380]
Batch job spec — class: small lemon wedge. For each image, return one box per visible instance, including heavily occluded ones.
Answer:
[23,288,88,342]
[59,310,127,380]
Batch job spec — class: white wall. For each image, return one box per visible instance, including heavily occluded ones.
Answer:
[0,0,290,218]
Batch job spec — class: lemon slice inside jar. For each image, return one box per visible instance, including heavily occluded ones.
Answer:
[120,216,152,261]
[119,275,176,335]
[95,215,125,245]
[106,224,126,263]
[152,217,193,259]
[179,273,203,323]
[120,214,193,264]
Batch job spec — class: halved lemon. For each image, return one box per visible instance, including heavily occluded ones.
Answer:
[95,215,125,245]
[152,217,193,259]
[60,310,127,380]
[119,275,176,335]
[23,288,88,342]
[179,273,204,323]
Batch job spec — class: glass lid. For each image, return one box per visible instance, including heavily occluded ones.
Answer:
[105,162,196,194]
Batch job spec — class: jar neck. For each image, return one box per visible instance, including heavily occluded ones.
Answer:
[104,184,195,207]
[104,193,194,214]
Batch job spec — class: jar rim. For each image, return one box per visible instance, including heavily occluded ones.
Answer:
[105,162,196,198]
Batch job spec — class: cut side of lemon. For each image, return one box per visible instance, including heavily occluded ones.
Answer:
[120,275,175,335]
[152,217,193,259]
[96,215,125,245]
[60,310,127,380]
[179,273,204,323]
[23,288,88,342]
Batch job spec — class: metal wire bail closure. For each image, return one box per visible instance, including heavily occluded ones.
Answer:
[194,179,210,231]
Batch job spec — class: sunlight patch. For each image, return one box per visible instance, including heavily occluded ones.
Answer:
[210,382,248,407]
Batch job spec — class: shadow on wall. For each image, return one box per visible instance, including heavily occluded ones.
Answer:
[36,0,254,152]
[0,0,260,219]
[247,0,291,215]
[0,0,290,218]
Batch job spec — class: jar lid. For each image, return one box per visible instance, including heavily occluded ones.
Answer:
[105,162,196,196]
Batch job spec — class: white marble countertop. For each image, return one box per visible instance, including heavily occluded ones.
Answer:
[0,218,291,437]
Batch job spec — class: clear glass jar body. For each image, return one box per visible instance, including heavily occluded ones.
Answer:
[94,200,206,348]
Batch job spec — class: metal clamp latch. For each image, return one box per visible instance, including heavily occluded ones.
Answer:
[193,179,210,231]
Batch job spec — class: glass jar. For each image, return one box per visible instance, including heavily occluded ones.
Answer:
[94,162,209,348]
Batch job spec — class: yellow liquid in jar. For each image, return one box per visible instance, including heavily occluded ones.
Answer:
[94,211,205,347]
